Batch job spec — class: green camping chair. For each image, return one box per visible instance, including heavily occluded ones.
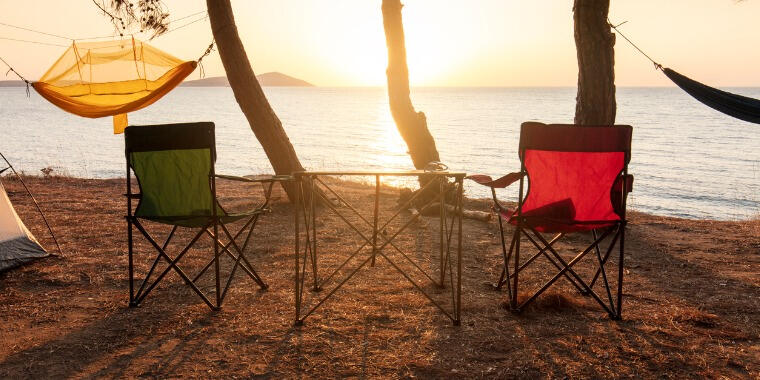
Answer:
[125,122,290,310]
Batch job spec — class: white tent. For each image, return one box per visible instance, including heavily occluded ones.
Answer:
[0,177,49,272]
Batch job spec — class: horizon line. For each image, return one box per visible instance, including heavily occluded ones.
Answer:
[2,79,760,89]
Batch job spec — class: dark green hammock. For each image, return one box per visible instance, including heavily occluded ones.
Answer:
[663,68,760,124]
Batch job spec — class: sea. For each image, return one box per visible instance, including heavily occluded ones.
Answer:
[0,86,758,221]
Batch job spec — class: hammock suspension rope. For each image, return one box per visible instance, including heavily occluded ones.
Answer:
[0,9,208,43]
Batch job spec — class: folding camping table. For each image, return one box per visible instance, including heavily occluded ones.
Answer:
[292,170,465,326]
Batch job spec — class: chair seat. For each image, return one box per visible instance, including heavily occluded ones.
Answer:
[138,208,267,228]
[498,208,619,233]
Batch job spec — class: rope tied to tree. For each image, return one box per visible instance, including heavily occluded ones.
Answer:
[608,19,663,71]
[0,55,31,96]
[196,41,215,78]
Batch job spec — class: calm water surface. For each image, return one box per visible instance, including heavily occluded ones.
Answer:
[0,86,758,220]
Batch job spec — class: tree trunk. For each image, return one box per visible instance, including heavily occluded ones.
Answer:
[573,0,616,125]
[382,0,440,170]
[206,0,304,201]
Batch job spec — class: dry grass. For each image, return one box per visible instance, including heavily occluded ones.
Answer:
[743,217,760,237]
[0,175,758,378]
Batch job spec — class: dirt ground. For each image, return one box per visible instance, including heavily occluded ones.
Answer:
[0,175,758,379]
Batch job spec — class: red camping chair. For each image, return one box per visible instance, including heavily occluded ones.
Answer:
[468,122,633,319]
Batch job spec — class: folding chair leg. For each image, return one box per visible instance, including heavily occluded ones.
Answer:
[585,229,611,293]
[514,241,596,312]
[615,224,626,320]
[214,220,222,309]
[512,227,618,315]
[127,217,135,307]
[196,236,264,287]
[134,225,179,302]
[521,230,586,293]
[511,226,520,310]
[220,239,246,303]
[583,228,614,295]
[492,210,512,292]
[132,221,216,309]
[494,267,506,290]
[582,226,624,319]
[207,223,268,289]
[207,213,268,308]
[194,215,260,283]
[594,234,616,315]
[220,222,268,290]
[217,216,270,302]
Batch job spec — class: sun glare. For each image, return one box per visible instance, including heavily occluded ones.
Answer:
[370,103,414,187]
[372,105,407,158]
[325,40,388,86]
[319,6,458,87]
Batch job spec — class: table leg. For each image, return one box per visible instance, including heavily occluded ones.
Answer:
[371,174,380,267]
[439,177,445,287]
[294,178,302,325]
[455,178,463,325]
[310,176,320,291]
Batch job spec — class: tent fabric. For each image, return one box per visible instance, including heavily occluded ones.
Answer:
[31,38,196,133]
[0,180,48,272]
[663,68,760,125]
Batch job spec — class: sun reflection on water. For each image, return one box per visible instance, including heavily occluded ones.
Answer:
[357,104,419,190]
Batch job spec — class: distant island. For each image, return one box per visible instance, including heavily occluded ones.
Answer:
[0,72,314,88]
[183,72,314,87]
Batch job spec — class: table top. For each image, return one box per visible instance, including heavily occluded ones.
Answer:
[293,170,466,178]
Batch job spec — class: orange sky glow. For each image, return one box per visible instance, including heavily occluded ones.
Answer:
[1,0,759,87]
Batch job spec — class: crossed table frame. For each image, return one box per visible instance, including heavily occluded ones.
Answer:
[293,170,466,326]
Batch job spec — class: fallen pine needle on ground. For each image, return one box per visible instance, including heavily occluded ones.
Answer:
[0,175,758,378]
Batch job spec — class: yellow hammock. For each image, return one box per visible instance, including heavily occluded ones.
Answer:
[31,38,196,134]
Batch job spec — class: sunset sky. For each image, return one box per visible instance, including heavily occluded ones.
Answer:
[1,0,759,87]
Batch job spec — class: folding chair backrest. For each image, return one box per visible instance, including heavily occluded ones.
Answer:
[518,122,632,225]
[125,122,217,219]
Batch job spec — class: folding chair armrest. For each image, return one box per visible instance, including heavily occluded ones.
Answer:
[464,173,522,216]
[215,174,291,212]
[611,174,634,216]
[614,174,634,195]
[214,174,293,183]
[214,174,255,183]
[466,172,524,188]
[247,174,294,183]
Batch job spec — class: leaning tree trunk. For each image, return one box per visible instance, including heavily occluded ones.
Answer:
[573,0,616,125]
[382,0,440,170]
[207,0,304,201]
